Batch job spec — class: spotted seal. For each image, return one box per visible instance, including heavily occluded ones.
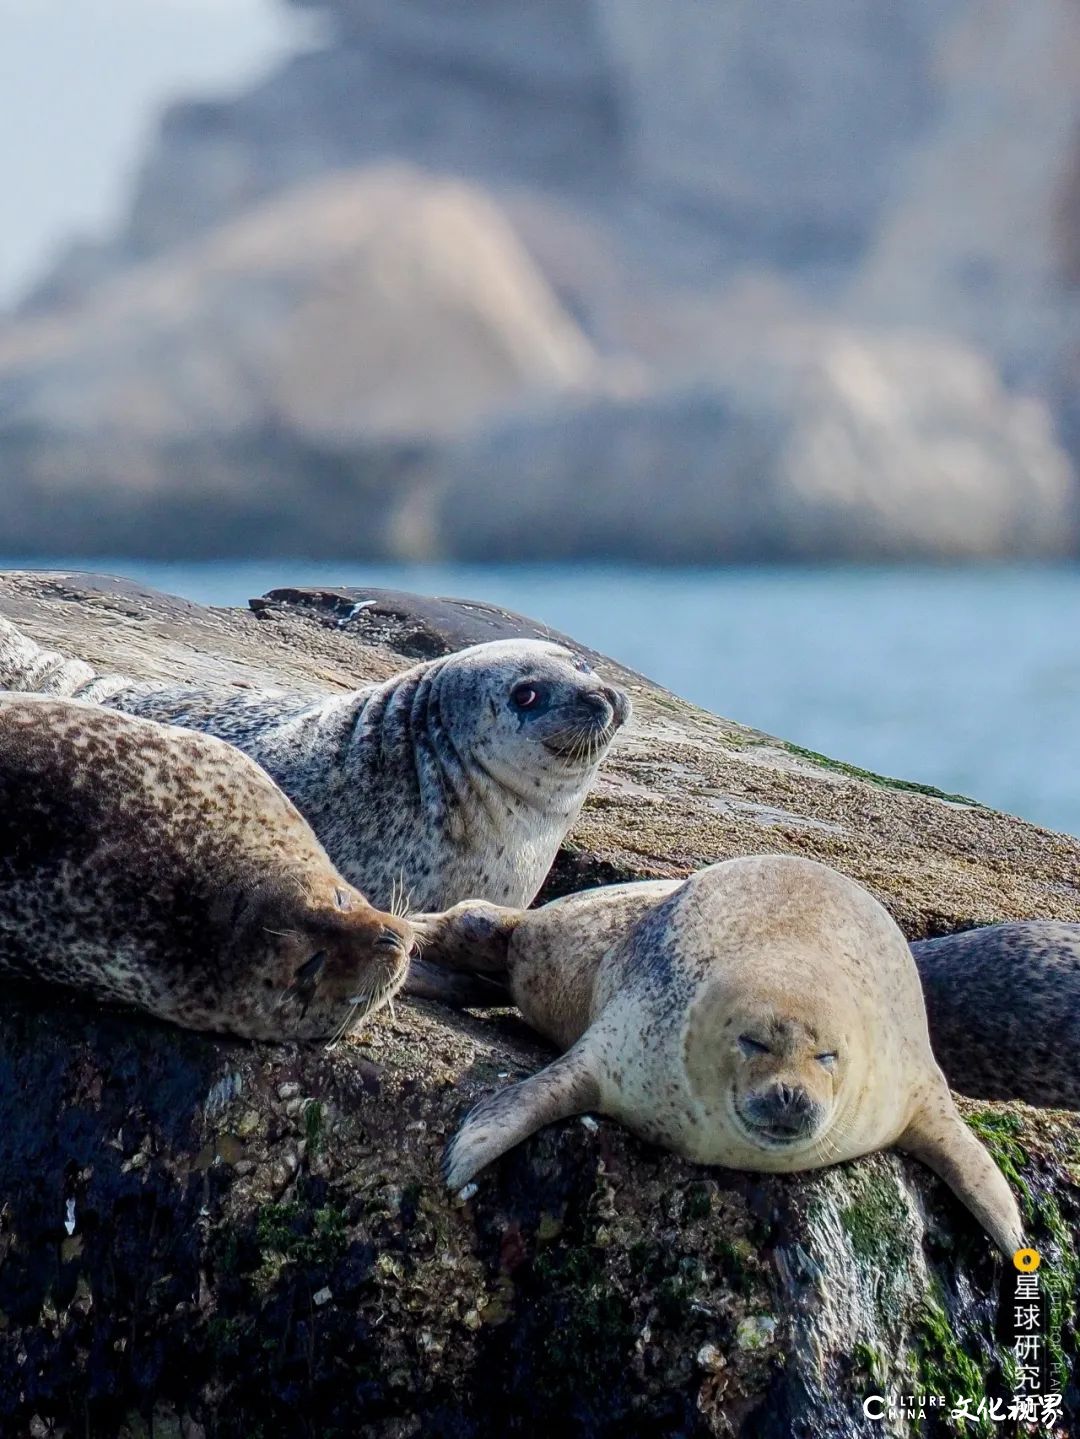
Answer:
[911,921,1080,1110]
[0,694,413,1040]
[0,618,629,913]
[417,856,1023,1256]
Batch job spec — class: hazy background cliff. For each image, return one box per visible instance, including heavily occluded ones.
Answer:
[4,0,1080,562]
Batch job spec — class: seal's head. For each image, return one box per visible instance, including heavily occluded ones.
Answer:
[432,639,630,776]
[233,880,414,1041]
[726,1010,840,1149]
[683,977,850,1163]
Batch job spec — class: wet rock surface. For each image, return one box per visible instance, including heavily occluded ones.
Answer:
[0,571,1077,1437]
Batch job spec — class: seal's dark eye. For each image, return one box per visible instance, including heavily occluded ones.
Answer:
[334,887,350,910]
[738,1035,770,1057]
[511,682,541,710]
[816,1051,838,1070]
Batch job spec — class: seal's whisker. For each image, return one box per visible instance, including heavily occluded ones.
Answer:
[390,873,413,920]
[544,719,603,766]
[564,724,591,764]
[326,992,365,1049]
[814,1132,841,1165]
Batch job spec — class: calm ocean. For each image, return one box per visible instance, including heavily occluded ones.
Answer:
[8,559,1080,839]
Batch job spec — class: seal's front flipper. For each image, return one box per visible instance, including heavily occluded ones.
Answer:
[898,1095,1024,1258]
[411,900,521,975]
[405,955,512,1007]
[443,1043,600,1192]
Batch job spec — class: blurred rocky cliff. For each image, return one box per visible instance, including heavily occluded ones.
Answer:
[3,0,1080,560]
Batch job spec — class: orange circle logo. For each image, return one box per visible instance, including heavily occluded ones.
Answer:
[1013,1248,1041,1272]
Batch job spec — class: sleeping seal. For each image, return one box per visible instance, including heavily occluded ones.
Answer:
[0,695,413,1040]
[417,857,1024,1256]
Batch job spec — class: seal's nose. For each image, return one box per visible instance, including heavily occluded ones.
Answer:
[585,684,629,729]
[584,689,613,722]
[752,1082,815,1135]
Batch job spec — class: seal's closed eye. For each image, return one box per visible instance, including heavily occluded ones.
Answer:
[374,928,406,954]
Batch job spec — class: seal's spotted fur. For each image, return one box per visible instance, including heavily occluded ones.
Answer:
[418,857,1024,1256]
[0,695,412,1039]
[912,921,1080,1109]
[0,619,629,912]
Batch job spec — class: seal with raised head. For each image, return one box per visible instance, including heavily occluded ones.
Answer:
[417,856,1024,1256]
[0,619,630,914]
[0,694,414,1040]
[911,921,1080,1110]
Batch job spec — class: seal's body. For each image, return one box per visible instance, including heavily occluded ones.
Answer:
[418,857,1023,1256]
[0,695,413,1040]
[0,620,629,912]
[912,921,1080,1109]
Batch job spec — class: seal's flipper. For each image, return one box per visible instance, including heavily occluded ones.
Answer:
[404,956,512,1006]
[412,901,521,974]
[898,1096,1024,1258]
[443,1043,600,1192]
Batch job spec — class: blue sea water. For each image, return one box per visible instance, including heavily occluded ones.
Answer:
[7,559,1080,838]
